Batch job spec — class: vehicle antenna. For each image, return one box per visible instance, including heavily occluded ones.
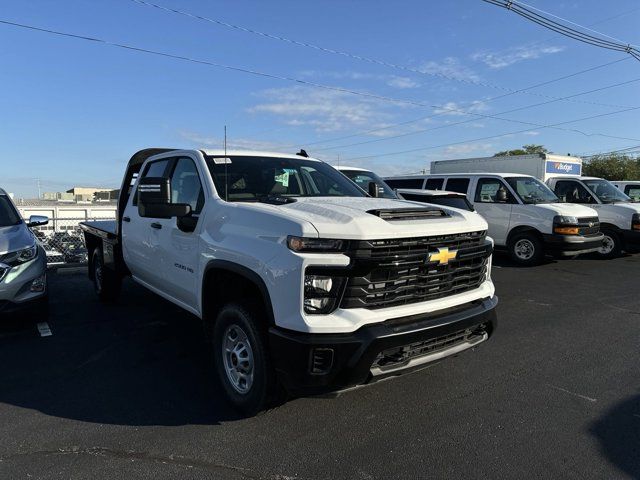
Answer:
[224,125,228,202]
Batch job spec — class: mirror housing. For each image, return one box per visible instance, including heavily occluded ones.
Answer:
[27,215,49,228]
[138,177,191,218]
[368,181,383,198]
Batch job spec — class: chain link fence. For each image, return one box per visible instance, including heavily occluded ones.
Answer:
[30,217,115,267]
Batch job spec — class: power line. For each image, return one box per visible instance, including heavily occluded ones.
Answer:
[580,144,640,157]
[482,0,640,61]
[130,0,632,104]
[313,76,640,151]
[297,57,631,149]
[342,105,640,161]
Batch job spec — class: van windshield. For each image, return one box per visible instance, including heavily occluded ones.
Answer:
[505,177,559,204]
[583,179,630,203]
[0,195,21,227]
[206,156,366,202]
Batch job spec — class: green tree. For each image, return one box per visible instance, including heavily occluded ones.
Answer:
[493,144,549,157]
[583,154,640,180]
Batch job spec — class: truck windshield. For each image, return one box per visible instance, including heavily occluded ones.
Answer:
[206,156,366,202]
[505,177,559,204]
[583,179,631,203]
[0,195,21,227]
[339,169,396,199]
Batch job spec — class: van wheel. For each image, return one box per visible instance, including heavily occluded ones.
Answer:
[597,229,622,259]
[92,247,121,302]
[213,303,279,416]
[508,232,544,266]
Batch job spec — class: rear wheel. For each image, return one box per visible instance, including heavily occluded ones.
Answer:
[597,229,622,259]
[212,303,280,415]
[92,247,121,302]
[508,232,544,266]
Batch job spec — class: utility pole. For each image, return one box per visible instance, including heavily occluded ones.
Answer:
[36,178,41,199]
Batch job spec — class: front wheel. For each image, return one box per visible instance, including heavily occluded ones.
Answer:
[212,304,279,415]
[91,247,121,302]
[508,232,544,266]
[597,230,622,259]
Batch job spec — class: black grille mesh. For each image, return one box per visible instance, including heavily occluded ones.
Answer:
[341,231,490,310]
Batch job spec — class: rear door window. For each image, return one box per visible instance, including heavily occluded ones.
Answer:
[385,178,425,190]
[425,178,444,190]
[444,178,470,194]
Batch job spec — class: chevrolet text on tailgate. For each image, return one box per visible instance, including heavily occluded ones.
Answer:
[80,148,498,414]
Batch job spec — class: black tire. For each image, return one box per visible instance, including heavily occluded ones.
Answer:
[212,303,279,415]
[508,232,544,266]
[597,229,622,259]
[91,247,121,302]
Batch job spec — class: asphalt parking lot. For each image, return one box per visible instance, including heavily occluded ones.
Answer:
[0,254,639,480]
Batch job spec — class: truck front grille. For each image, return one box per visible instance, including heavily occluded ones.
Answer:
[576,217,600,236]
[340,231,491,310]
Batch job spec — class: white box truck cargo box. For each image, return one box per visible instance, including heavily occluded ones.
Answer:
[431,154,582,182]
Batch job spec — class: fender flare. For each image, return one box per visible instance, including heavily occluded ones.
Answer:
[202,260,275,325]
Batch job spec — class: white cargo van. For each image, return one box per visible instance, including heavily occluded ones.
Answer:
[385,172,603,266]
[547,176,640,257]
[612,181,640,201]
[422,153,640,258]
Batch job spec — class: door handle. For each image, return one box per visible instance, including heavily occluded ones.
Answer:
[150,222,162,230]
[122,216,131,222]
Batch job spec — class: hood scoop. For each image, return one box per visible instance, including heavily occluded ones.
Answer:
[367,207,448,221]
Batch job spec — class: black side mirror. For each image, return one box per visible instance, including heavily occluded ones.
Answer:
[138,177,191,218]
[27,215,49,228]
[368,181,383,198]
[497,189,508,203]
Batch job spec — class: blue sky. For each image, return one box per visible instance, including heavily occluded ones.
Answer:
[1,0,639,197]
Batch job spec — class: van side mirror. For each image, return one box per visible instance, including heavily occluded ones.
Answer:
[497,189,509,203]
[368,181,383,198]
[27,215,49,228]
[138,177,191,218]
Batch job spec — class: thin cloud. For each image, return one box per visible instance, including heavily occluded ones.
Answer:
[386,76,421,89]
[433,100,487,116]
[248,86,400,133]
[418,57,480,82]
[471,45,565,69]
[442,143,494,156]
[178,131,289,151]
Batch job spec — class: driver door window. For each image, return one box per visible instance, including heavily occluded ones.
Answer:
[170,157,204,214]
[554,181,595,204]
[473,178,513,245]
[475,178,514,204]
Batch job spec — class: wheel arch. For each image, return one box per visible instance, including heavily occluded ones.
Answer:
[202,260,276,329]
[506,225,543,245]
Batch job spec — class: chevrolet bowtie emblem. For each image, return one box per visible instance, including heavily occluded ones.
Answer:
[429,247,458,265]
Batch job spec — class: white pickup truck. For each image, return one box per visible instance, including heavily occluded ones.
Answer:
[81,148,497,414]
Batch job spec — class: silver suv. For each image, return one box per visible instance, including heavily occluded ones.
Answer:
[0,189,49,317]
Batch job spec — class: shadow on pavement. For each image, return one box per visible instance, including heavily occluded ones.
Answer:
[590,394,640,479]
[0,275,241,426]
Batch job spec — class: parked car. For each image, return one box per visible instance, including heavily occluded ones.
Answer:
[81,148,498,414]
[0,188,49,316]
[386,172,603,266]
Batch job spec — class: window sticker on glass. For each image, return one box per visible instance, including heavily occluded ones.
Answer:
[213,157,232,164]
[275,171,290,187]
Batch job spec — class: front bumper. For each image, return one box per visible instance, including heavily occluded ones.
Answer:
[269,296,498,394]
[541,233,604,256]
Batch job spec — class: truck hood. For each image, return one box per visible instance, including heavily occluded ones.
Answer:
[273,196,488,239]
[533,203,599,217]
[0,223,34,255]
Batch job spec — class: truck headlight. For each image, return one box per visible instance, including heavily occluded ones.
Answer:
[303,273,346,314]
[288,236,346,253]
[632,213,640,231]
[553,215,580,235]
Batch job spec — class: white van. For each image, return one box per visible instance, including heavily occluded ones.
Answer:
[385,173,603,266]
[546,176,640,257]
[612,181,640,201]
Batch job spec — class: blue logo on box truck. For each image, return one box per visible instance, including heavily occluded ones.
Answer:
[545,161,581,175]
